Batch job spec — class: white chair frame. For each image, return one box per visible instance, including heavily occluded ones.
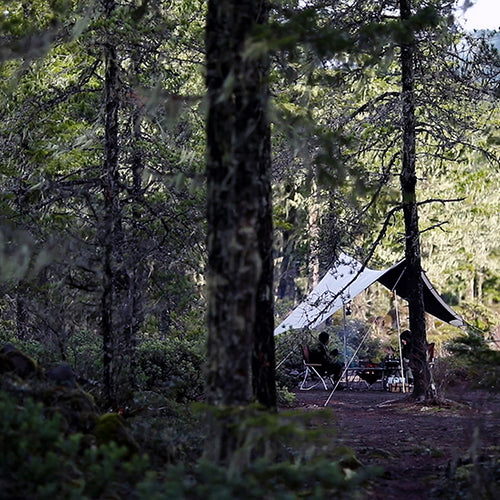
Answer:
[299,346,334,391]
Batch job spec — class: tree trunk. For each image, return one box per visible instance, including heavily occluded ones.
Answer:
[102,0,120,407]
[474,270,484,301]
[123,58,147,393]
[399,0,432,400]
[277,183,298,301]
[252,60,276,408]
[277,216,298,300]
[205,0,274,462]
[308,173,320,289]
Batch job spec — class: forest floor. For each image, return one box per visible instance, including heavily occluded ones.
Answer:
[290,382,500,499]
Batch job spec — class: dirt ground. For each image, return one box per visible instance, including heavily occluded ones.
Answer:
[292,383,500,499]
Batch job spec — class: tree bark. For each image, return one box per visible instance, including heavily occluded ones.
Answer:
[277,208,298,300]
[123,57,147,393]
[399,0,432,400]
[277,183,298,301]
[252,60,276,408]
[308,173,321,289]
[205,0,275,462]
[102,0,120,407]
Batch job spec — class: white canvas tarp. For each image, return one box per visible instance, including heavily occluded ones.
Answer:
[274,252,465,335]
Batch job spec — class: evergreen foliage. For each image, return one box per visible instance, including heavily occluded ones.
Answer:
[0,365,378,498]
[448,330,500,390]
[0,0,499,495]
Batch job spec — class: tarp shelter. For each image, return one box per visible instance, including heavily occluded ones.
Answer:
[274,252,465,335]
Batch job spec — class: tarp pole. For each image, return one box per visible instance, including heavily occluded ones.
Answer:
[324,327,371,406]
[342,304,348,373]
[276,348,296,370]
[389,265,408,393]
[394,292,406,393]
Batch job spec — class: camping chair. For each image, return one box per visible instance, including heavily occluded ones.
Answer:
[299,345,334,391]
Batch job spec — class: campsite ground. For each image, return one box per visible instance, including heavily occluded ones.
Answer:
[291,383,500,499]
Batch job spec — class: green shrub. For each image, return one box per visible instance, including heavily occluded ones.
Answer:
[0,389,379,499]
[136,458,377,499]
[447,331,500,391]
[436,429,500,499]
[130,391,205,466]
[136,337,205,402]
[65,328,103,383]
[137,405,381,499]
[431,356,472,395]
[0,391,150,499]
[277,384,297,407]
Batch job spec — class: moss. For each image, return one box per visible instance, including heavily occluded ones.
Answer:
[0,346,40,378]
[93,413,140,456]
[40,386,99,433]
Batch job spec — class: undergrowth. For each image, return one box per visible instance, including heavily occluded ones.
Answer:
[0,390,380,499]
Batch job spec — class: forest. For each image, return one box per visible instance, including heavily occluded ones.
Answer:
[1,0,499,498]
